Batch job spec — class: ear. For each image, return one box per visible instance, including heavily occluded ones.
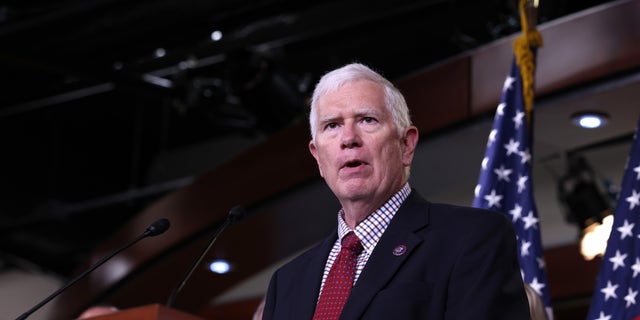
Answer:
[401,126,419,167]
[309,139,324,177]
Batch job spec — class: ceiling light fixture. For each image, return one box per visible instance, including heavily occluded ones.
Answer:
[557,155,614,260]
[154,48,166,58]
[211,30,223,42]
[209,259,231,274]
[571,111,609,129]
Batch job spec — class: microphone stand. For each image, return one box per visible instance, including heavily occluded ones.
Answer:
[15,218,170,320]
[166,205,245,307]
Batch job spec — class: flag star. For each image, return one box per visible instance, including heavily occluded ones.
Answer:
[494,165,513,182]
[513,111,525,129]
[536,257,546,269]
[521,240,531,257]
[609,250,627,271]
[497,103,506,116]
[617,219,635,240]
[595,311,611,320]
[484,189,503,208]
[503,76,516,92]
[522,211,539,230]
[517,175,528,193]
[626,189,640,210]
[600,281,619,301]
[509,204,523,222]
[481,157,489,170]
[632,258,640,278]
[633,163,640,180]
[624,288,638,307]
[518,149,531,164]
[474,184,481,197]
[528,277,545,295]
[488,129,498,146]
[504,139,520,156]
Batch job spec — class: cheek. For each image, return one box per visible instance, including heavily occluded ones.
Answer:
[379,142,404,163]
[379,147,407,176]
[317,158,329,177]
[314,149,334,176]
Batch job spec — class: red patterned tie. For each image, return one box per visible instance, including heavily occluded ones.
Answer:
[313,232,363,320]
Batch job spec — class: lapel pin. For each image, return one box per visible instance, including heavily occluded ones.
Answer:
[392,245,407,256]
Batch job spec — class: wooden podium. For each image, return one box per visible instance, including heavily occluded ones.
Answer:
[84,304,206,320]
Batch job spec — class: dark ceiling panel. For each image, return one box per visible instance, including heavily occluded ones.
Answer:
[0,0,616,280]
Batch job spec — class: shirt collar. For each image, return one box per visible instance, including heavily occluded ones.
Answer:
[337,183,412,254]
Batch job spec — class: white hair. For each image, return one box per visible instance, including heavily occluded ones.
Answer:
[309,63,412,141]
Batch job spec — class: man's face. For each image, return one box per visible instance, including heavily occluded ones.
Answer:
[309,79,417,207]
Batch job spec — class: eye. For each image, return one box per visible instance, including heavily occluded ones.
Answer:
[325,122,338,129]
[362,117,377,124]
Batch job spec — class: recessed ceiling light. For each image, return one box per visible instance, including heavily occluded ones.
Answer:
[211,30,223,42]
[571,111,609,129]
[209,259,231,274]
[154,48,166,58]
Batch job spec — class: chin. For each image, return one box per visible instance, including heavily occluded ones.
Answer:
[337,185,374,201]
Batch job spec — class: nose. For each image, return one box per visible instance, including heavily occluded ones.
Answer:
[340,123,362,149]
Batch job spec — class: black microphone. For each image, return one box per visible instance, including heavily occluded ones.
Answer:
[15,218,170,320]
[166,205,246,307]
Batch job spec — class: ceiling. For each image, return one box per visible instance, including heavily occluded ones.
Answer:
[0,0,617,280]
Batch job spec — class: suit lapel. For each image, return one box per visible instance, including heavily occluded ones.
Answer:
[293,232,337,319]
[340,192,430,319]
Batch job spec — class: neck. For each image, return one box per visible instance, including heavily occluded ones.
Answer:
[341,202,379,229]
[340,184,405,229]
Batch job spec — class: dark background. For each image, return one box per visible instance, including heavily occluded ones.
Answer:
[0,0,612,281]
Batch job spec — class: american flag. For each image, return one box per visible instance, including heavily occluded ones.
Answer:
[471,57,553,317]
[587,117,640,320]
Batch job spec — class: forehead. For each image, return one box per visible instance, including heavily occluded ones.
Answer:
[317,79,386,111]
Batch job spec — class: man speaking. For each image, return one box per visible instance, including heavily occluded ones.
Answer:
[263,63,530,319]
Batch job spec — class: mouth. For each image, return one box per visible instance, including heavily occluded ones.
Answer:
[341,160,366,169]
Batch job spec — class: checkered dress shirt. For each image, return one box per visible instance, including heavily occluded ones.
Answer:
[317,183,411,297]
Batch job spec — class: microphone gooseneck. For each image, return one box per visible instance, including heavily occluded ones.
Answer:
[15,218,170,320]
[166,205,246,307]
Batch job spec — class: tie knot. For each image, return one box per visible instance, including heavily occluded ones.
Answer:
[341,232,363,254]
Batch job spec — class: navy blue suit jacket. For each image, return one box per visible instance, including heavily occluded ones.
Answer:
[263,191,530,319]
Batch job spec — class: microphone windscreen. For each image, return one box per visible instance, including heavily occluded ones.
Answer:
[146,218,170,236]
[228,205,247,224]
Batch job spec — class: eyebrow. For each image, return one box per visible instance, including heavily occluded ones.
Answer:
[356,108,384,118]
[318,107,384,123]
